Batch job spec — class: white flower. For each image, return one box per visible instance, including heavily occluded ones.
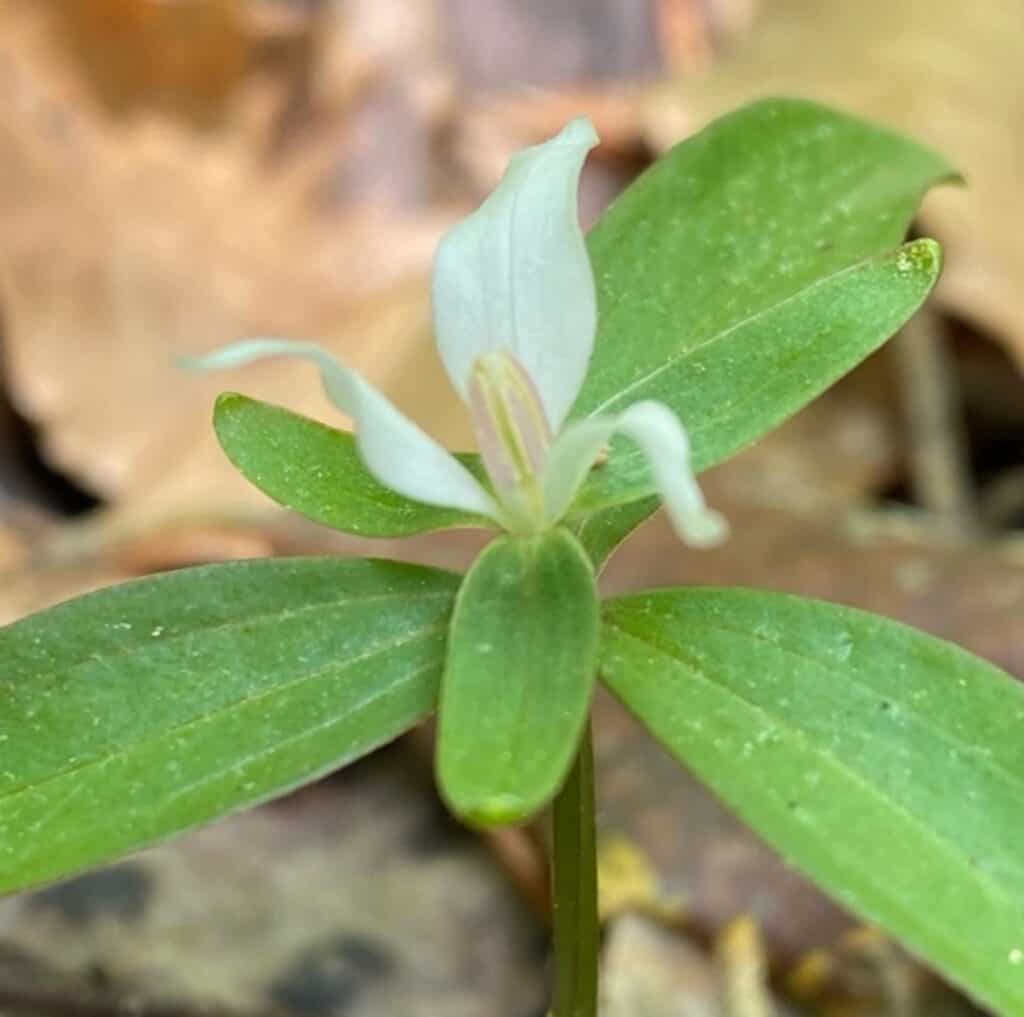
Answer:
[188,119,725,545]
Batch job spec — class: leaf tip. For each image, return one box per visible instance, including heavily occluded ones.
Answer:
[459,793,531,828]
[896,237,943,283]
[212,392,270,440]
[213,390,249,416]
[437,770,534,827]
[211,392,256,458]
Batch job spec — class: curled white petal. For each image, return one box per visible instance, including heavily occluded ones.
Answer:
[184,339,500,519]
[431,117,599,432]
[542,401,727,546]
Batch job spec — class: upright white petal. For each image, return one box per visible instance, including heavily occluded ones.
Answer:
[184,339,500,519]
[542,402,727,546]
[432,117,599,432]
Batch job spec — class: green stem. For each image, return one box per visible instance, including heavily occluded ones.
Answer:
[550,720,599,1017]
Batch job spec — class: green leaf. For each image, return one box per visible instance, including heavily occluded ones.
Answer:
[572,239,942,558]
[573,97,957,562]
[437,528,600,826]
[0,557,459,894]
[214,393,489,536]
[602,588,1024,1015]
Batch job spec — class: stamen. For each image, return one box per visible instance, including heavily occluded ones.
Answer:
[468,351,553,532]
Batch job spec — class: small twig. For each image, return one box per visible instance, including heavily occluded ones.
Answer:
[891,307,978,531]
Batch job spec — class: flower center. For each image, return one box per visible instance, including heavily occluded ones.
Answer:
[468,350,552,533]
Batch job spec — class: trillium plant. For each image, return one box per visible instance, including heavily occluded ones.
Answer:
[188,116,727,832]
[2,99,1023,1016]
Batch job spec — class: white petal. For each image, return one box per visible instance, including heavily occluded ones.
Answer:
[184,339,500,519]
[542,401,727,546]
[432,117,599,432]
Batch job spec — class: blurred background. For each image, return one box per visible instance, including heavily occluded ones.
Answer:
[0,1,1021,1014]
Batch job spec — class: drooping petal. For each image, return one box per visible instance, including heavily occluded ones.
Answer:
[184,339,500,519]
[542,401,727,546]
[432,117,599,432]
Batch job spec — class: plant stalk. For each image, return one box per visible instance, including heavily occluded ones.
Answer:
[550,720,599,1017]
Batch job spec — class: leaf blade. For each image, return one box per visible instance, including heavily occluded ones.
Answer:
[574,97,956,561]
[0,557,459,894]
[601,587,1024,1014]
[214,393,489,536]
[571,239,941,555]
[437,528,600,826]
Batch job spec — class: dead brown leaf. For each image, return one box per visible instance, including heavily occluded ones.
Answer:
[642,0,1024,370]
[44,0,251,123]
[0,2,470,554]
